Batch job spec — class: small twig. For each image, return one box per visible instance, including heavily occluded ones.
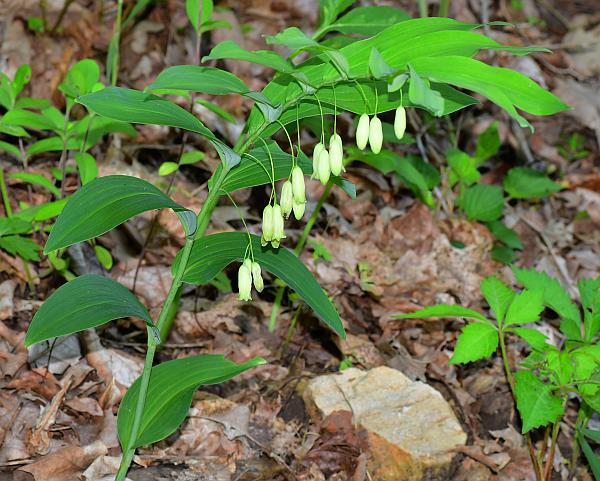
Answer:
[452,445,507,473]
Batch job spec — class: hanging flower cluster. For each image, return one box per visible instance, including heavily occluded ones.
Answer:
[237,257,263,301]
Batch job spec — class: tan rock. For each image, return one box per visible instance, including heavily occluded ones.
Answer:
[303,366,467,481]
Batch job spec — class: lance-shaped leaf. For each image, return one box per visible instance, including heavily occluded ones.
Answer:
[77,87,239,169]
[216,142,355,198]
[394,304,488,322]
[45,175,195,253]
[202,40,295,74]
[321,6,411,37]
[177,232,345,338]
[25,274,151,347]
[118,355,266,450]
[147,65,250,96]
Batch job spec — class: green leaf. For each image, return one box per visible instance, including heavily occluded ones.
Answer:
[24,274,151,347]
[0,235,40,261]
[218,142,355,198]
[410,55,568,129]
[319,0,354,28]
[491,244,517,265]
[394,304,488,322]
[45,175,191,253]
[447,149,480,186]
[78,87,211,137]
[475,121,501,163]
[0,140,21,158]
[77,87,239,169]
[180,150,205,165]
[461,184,504,222]
[480,276,515,322]
[94,245,113,270]
[178,232,345,338]
[579,278,600,341]
[513,267,581,340]
[322,6,411,37]
[503,167,561,199]
[578,431,600,480]
[450,322,498,364]
[369,47,395,79]
[59,59,100,98]
[547,350,574,385]
[408,64,444,116]
[186,0,213,31]
[486,221,523,250]
[147,66,249,96]
[510,327,549,351]
[9,172,60,198]
[158,162,178,176]
[196,99,236,123]
[266,27,321,53]
[2,109,56,130]
[0,217,31,236]
[202,40,295,74]
[118,355,265,451]
[504,289,544,327]
[74,152,98,185]
[514,370,564,433]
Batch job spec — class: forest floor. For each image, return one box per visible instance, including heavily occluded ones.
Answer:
[1,0,600,480]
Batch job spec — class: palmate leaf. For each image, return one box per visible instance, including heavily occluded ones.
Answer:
[25,274,151,347]
[480,276,515,322]
[177,232,345,338]
[514,370,564,433]
[450,323,499,365]
[504,289,545,327]
[118,355,265,451]
[45,176,196,253]
[513,267,581,339]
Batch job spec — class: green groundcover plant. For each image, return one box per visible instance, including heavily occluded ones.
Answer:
[397,268,600,480]
[22,1,571,478]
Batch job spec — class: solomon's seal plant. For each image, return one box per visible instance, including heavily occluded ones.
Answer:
[23,1,570,478]
[397,268,600,480]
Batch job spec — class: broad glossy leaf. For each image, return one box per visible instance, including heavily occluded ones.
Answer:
[2,109,56,130]
[27,137,79,157]
[266,27,321,53]
[514,370,563,433]
[503,167,561,199]
[178,232,345,338]
[77,87,239,168]
[15,199,67,223]
[255,80,477,140]
[118,355,266,450]
[45,175,191,253]
[217,142,355,198]
[450,323,498,364]
[513,267,581,339]
[461,184,504,222]
[74,152,98,185]
[147,66,248,96]
[322,6,411,37]
[395,304,488,322]
[202,40,295,74]
[25,274,151,346]
[408,65,444,116]
[59,59,100,98]
[410,56,568,128]
[504,289,544,327]
[78,87,212,137]
[480,276,515,322]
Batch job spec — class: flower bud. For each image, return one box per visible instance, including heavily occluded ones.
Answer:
[237,262,252,301]
[329,134,343,177]
[312,142,324,178]
[291,165,305,203]
[280,181,293,218]
[317,148,330,185]
[271,203,285,248]
[261,204,274,245]
[369,115,383,154]
[292,200,305,220]
[251,261,263,292]
[394,106,406,140]
[356,114,370,150]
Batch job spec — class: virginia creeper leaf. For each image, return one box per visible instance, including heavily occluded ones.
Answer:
[504,289,544,327]
[450,322,498,364]
[480,276,515,322]
[514,370,564,433]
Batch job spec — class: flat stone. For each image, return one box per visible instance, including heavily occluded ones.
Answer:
[303,366,467,481]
